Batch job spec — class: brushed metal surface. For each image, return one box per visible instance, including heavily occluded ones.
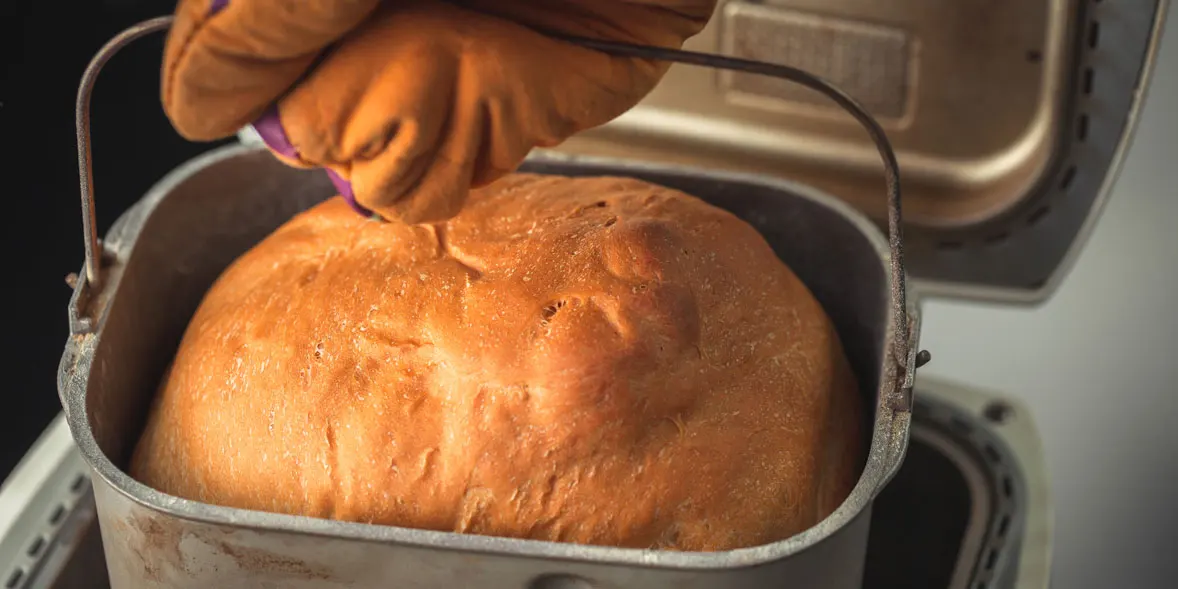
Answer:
[552,0,1167,304]
[560,0,1069,226]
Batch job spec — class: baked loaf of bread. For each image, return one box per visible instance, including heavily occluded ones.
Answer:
[130,173,863,551]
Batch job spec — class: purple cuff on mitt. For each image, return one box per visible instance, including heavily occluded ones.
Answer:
[209,0,376,219]
[251,107,375,217]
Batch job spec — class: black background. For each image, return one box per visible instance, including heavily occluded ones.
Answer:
[1,0,230,478]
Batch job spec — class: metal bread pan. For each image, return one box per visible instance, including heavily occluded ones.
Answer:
[59,142,917,588]
[58,15,922,589]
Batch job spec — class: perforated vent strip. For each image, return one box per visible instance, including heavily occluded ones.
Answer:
[914,399,1026,589]
[3,471,91,589]
[934,1,1104,254]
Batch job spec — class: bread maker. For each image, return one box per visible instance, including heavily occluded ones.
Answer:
[0,1,1167,588]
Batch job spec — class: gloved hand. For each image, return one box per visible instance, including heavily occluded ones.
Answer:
[162,0,716,222]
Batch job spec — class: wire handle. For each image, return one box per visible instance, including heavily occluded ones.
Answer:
[74,18,924,405]
[75,16,175,290]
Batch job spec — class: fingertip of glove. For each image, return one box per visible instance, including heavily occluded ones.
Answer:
[250,106,376,220]
[164,109,234,142]
[161,0,234,140]
[325,168,377,218]
[252,106,301,161]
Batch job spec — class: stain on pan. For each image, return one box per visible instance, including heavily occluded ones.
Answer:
[213,540,332,580]
[116,511,334,584]
[121,513,186,582]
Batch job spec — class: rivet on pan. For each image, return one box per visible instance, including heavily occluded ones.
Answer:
[915,349,932,368]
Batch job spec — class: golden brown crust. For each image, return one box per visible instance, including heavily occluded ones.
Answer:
[130,173,862,551]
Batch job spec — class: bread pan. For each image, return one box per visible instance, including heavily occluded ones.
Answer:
[59,14,923,588]
[59,144,915,588]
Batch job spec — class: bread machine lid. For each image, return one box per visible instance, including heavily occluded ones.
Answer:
[543,0,1169,305]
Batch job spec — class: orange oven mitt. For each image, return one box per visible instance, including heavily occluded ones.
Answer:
[162,0,717,223]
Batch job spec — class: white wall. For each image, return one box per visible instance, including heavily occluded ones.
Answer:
[919,8,1178,589]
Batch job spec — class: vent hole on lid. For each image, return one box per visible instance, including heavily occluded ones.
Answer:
[1083,68,1095,95]
[984,400,1014,423]
[69,474,86,493]
[1077,114,1090,141]
[5,569,23,589]
[27,536,45,557]
[1025,49,1042,63]
[1088,21,1101,48]
[997,514,1012,537]
[48,504,66,525]
[604,217,617,227]
[973,581,987,589]
[936,240,964,251]
[594,201,608,208]
[1003,476,1015,498]
[1027,205,1050,226]
[985,548,1000,570]
[1060,165,1078,189]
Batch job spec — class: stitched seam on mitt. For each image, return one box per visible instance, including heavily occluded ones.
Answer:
[163,7,216,116]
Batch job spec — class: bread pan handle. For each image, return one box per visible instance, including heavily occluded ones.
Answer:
[71,16,174,335]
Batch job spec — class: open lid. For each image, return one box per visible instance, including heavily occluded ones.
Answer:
[543,0,1169,305]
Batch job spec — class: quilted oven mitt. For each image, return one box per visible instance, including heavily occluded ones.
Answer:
[162,0,717,223]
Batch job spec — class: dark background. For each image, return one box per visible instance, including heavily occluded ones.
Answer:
[0,0,230,478]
